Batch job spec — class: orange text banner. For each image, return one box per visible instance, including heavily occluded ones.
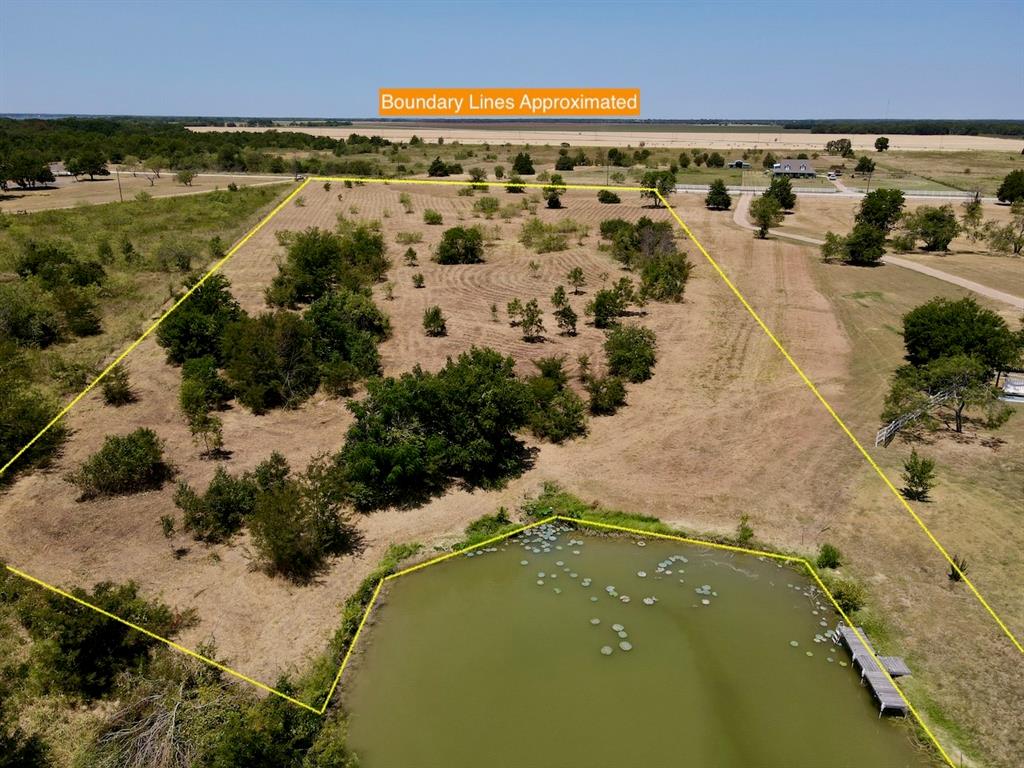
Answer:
[378,88,640,117]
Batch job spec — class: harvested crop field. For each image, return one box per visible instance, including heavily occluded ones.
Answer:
[0,181,1020,766]
[190,124,1024,153]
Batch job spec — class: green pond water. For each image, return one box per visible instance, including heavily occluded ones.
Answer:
[344,523,934,768]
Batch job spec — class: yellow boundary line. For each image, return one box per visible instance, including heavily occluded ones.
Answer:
[0,177,311,477]
[3,563,321,713]
[315,515,957,766]
[655,188,1023,656]
[0,175,1009,759]
[3,513,955,763]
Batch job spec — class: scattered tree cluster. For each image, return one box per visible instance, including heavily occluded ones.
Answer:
[600,217,693,302]
[525,357,587,443]
[821,188,905,265]
[156,225,392,425]
[336,347,533,510]
[0,572,184,698]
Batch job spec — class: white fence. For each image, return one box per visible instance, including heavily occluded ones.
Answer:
[674,184,837,194]
[875,389,955,447]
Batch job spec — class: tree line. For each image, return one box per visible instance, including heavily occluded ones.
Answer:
[781,119,1024,138]
[0,117,395,188]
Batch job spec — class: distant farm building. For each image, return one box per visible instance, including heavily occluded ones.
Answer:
[727,160,752,169]
[772,159,816,178]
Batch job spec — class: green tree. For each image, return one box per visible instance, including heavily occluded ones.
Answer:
[884,355,1002,434]
[554,303,577,336]
[66,428,173,499]
[825,138,854,157]
[435,226,485,264]
[520,299,545,341]
[543,173,566,209]
[174,465,259,542]
[7,580,179,698]
[959,194,984,240]
[904,204,960,251]
[706,152,725,168]
[996,169,1024,203]
[66,147,109,180]
[188,411,224,458]
[640,170,676,207]
[604,324,657,382]
[639,249,692,302]
[586,288,628,328]
[855,156,875,173]
[156,274,242,364]
[473,195,500,217]
[525,358,587,443]
[816,543,842,569]
[749,193,784,238]
[468,167,488,190]
[856,188,905,234]
[423,305,447,337]
[567,266,586,294]
[551,284,567,308]
[0,344,68,483]
[901,296,1021,370]
[819,231,847,263]
[505,174,525,193]
[597,189,620,204]
[428,156,449,177]
[175,169,196,186]
[101,363,135,406]
[249,456,356,582]
[586,375,627,415]
[506,298,524,326]
[765,175,796,210]
[874,136,890,152]
[0,281,63,348]
[221,311,320,413]
[704,178,732,210]
[512,152,535,175]
[900,449,937,501]
[266,224,388,307]
[843,222,887,265]
[983,200,1024,255]
[338,347,532,509]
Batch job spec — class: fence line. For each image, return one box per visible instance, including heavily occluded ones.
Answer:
[875,389,956,447]
[674,184,837,194]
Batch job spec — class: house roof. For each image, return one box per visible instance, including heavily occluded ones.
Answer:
[774,158,815,173]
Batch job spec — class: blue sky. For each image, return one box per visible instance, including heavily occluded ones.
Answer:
[1,0,1021,119]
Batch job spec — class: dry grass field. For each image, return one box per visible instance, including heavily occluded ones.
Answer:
[868,151,1024,196]
[0,172,287,214]
[777,196,1023,291]
[0,182,1020,766]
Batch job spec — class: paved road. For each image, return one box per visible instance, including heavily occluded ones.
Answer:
[730,193,1024,310]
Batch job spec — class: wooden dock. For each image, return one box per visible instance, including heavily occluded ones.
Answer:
[836,626,910,716]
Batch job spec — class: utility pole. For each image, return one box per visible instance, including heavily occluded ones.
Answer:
[115,166,124,203]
